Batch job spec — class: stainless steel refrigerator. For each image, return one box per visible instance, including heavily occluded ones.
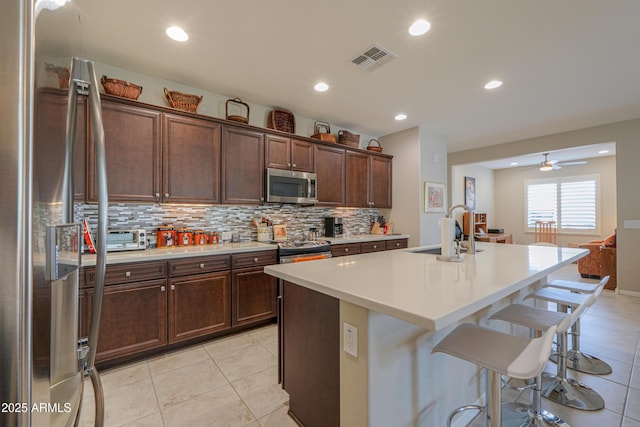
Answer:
[1,1,108,425]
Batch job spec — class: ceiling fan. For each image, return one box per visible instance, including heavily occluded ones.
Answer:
[539,153,587,171]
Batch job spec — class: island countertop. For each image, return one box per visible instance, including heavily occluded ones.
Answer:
[265,242,588,331]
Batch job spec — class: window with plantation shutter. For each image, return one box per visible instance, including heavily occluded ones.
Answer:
[525,175,599,234]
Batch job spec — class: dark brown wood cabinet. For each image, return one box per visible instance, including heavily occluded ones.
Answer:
[281,281,340,427]
[231,251,278,327]
[265,134,314,172]
[34,88,87,201]
[162,113,221,204]
[88,99,162,202]
[346,152,392,208]
[331,243,362,257]
[331,238,408,257]
[370,155,392,208]
[168,271,231,343]
[346,151,369,207]
[361,241,386,253]
[221,126,265,204]
[85,279,168,362]
[314,144,345,206]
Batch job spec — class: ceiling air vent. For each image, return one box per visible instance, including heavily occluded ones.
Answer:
[351,44,397,71]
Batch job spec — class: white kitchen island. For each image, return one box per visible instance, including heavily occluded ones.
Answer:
[265,243,588,427]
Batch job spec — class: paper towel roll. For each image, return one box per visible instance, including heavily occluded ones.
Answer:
[440,218,457,258]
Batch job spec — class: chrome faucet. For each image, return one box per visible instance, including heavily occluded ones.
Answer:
[446,204,476,255]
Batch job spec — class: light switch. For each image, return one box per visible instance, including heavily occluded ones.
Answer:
[343,322,358,358]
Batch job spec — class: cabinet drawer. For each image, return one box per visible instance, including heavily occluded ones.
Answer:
[361,241,386,253]
[232,250,277,269]
[168,255,231,277]
[84,261,167,287]
[385,239,408,250]
[330,243,362,257]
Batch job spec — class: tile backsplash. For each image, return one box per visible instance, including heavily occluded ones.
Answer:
[76,203,381,246]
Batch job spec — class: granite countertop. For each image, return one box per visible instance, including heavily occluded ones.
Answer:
[81,234,410,266]
[81,241,276,266]
[265,243,588,331]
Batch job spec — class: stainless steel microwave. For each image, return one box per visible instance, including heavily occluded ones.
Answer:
[266,168,318,204]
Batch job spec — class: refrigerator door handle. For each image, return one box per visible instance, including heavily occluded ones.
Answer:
[69,57,108,427]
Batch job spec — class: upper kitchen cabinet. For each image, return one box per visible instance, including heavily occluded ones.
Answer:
[87,99,161,203]
[345,151,392,208]
[34,88,87,201]
[369,155,392,208]
[345,151,369,207]
[162,114,221,204]
[221,126,265,204]
[265,134,314,172]
[314,144,345,206]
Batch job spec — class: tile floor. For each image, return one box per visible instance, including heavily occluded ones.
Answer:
[79,264,640,427]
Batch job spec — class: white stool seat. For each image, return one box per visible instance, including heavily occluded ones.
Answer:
[433,323,557,380]
[433,323,557,426]
[526,286,592,308]
[547,279,600,293]
[490,303,570,333]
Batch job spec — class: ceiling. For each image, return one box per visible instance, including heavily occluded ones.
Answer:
[470,141,616,170]
[37,1,640,154]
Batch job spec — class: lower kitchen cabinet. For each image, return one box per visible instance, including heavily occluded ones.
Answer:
[85,279,168,363]
[169,271,231,343]
[232,267,277,326]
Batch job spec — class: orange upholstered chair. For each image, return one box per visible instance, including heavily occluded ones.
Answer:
[577,232,616,289]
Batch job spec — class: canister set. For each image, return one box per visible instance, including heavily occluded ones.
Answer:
[157,226,221,248]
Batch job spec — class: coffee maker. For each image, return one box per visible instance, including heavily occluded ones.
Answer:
[324,217,344,237]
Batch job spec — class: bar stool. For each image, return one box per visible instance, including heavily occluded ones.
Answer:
[525,280,607,411]
[489,303,573,427]
[545,277,612,375]
[432,322,557,426]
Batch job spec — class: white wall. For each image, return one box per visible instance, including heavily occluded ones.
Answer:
[379,128,421,247]
[380,126,448,247]
[451,164,495,229]
[494,155,617,245]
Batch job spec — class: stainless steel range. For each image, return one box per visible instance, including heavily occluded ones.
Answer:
[277,240,332,263]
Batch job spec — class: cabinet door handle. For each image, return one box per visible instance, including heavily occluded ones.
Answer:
[287,163,291,167]
[292,163,296,168]
[254,257,259,263]
[165,193,170,198]
[171,284,176,291]
[344,248,349,252]
[155,192,160,200]
[199,263,205,269]
[160,286,166,292]
[125,271,131,278]
[373,245,377,249]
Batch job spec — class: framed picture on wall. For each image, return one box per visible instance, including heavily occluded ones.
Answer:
[424,181,446,213]
[464,176,476,210]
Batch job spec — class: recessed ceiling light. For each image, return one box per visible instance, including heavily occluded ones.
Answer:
[409,19,431,36]
[484,80,503,90]
[598,150,609,154]
[395,113,407,121]
[166,26,189,42]
[510,162,519,166]
[314,82,329,92]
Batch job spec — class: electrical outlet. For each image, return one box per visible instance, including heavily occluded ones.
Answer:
[221,231,232,241]
[343,322,358,358]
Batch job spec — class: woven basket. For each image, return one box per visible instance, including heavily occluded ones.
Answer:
[366,139,383,153]
[311,121,336,143]
[267,109,296,134]
[45,63,70,89]
[226,98,249,124]
[101,76,142,100]
[164,87,203,113]
[338,130,360,148]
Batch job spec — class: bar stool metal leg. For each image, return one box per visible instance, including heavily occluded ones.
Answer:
[541,326,605,410]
